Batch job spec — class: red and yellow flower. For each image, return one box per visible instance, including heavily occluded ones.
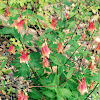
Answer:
[11,15,24,32]
[95,43,100,53]
[51,18,57,30]
[19,50,29,65]
[88,61,96,71]
[87,21,96,34]
[43,57,49,68]
[78,77,88,95]
[57,42,63,53]
[8,44,15,55]
[18,91,28,100]
[41,42,50,58]
[81,31,86,40]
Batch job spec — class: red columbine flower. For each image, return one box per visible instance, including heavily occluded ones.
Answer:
[95,43,100,53]
[66,13,69,17]
[88,61,95,71]
[4,9,10,17]
[43,57,49,68]
[95,55,99,62]
[16,19,24,32]
[20,51,29,64]
[8,44,15,55]
[66,13,70,20]
[81,31,86,40]
[78,77,88,95]
[11,15,24,32]
[51,18,57,30]
[41,42,50,58]
[90,82,94,90]
[18,91,28,100]
[57,42,63,53]
[87,21,96,34]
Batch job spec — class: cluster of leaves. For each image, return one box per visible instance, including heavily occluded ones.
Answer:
[0,0,100,100]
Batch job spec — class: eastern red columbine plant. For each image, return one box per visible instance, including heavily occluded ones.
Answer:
[43,57,49,68]
[8,44,15,55]
[11,15,24,32]
[41,42,51,58]
[87,20,96,34]
[51,18,57,30]
[19,50,29,65]
[78,77,88,95]
[18,91,28,100]
[57,42,63,53]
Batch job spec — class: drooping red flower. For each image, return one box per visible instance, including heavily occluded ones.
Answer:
[78,77,88,95]
[8,44,15,55]
[57,42,63,53]
[66,13,70,20]
[20,51,29,64]
[41,42,50,58]
[88,61,95,71]
[81,31,86,40]
[51,18,57,30]
[11,15,24,32]
[95,43,100,53]
[87,21,96,33]
[95,55,99,62]
[43,57,49,68]
[18,91,28,100]
[4,9,10,17]
[16,19,24,32]
[90,82,94,90]
[66,13,69,17]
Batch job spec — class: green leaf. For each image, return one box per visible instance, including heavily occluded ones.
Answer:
[70,45,75,52]
[53,74,59,85]
[73,35,81,41]
[44,34,55,41]
[26,10,33,15]
[68,22,75,29]
[92,72,100,83]
[55,86,64,100]
[30,52,41,61]
[63,1,71,6]
[50,53,66,66]
[50,53,61,66]
[2,80,6,86]
[61,88,72,97]
[0,60,7,70]
[28,89,42,99]
[0,27,14,34]
[0,2,7,9]
[14,64,30,77]
[36,15,44,20]
[24,34,33,42]
[57,21,64,28]
[66,67,75,79]
[45,28,53,33]
[43,91,55,98]
[58,66,64,75]
[30,17,35,25]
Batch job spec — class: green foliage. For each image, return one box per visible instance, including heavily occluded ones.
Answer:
[0,0,100,99]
